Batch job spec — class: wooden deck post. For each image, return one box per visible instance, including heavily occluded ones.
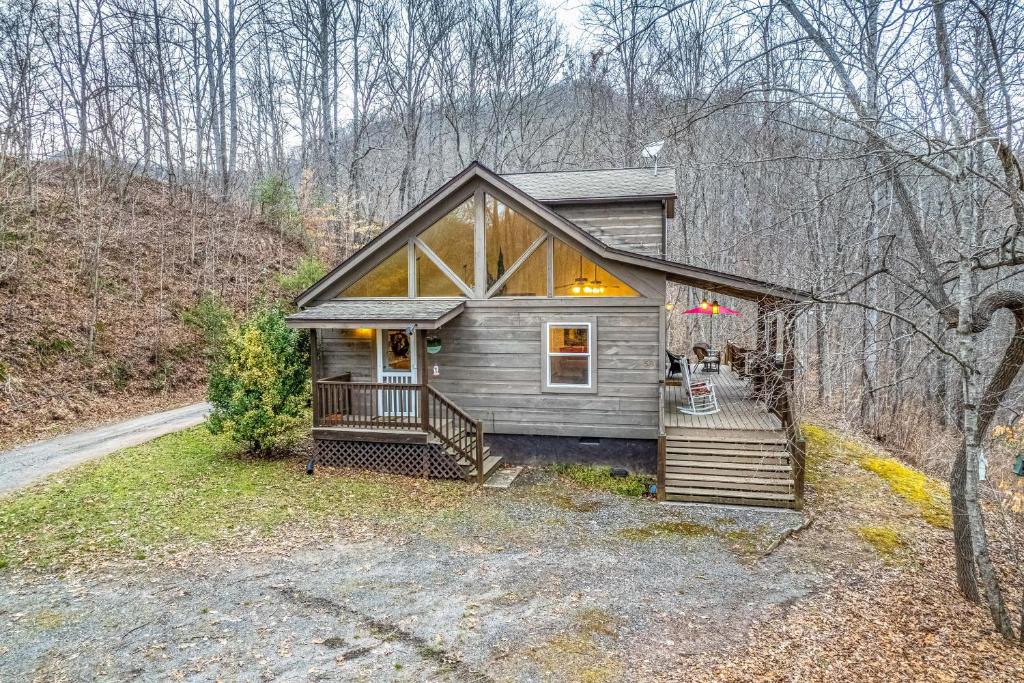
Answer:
[753,302,768,397]
[310,329,320,427]
[475,420,485,485]
[418,329,429,431]
[781,307,805,508]
[657,434,666,501]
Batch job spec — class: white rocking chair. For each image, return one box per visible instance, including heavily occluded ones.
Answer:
[679,360,720,415]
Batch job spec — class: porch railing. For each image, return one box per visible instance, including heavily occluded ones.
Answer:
[313,377,484,483]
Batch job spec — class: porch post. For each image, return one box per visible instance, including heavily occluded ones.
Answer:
[310,328,320,427]
[754,302,768,397]
[767,312,780,356]
[781,307,806,508]
[418,328,429,431]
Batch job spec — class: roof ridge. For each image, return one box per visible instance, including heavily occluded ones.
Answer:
[501,166,663,176]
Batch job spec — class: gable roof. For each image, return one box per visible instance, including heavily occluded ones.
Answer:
[295,161,809,307]
[501,167,675,203]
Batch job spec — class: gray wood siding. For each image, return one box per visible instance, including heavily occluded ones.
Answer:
[552,201,665,258]
[430,305,662,440]
[319,329,374,381]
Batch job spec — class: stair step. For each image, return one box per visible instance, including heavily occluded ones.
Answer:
[665,474,795,492]
[667,438,786,448]
[664,486,796,502]
[456,445,491,466]
[460,453,502,481]
[664,492,797,509]
[665,453,789,465]
[666,446,790,457]
[666,467,792,481]
[665,460,791,473]
[666,430,787,446]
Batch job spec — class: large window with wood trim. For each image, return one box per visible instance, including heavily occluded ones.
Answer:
[544,321,595,392]
[336,189,641,299]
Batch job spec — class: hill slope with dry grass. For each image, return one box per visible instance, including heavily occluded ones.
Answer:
[0,162,310,447]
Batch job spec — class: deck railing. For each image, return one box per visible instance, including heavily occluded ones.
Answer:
[315,377,423,431]
[313,377,484,482]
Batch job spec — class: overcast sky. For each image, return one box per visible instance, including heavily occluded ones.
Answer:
[544,0,588,43]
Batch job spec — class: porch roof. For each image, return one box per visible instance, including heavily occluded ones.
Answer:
[285,298,465,330]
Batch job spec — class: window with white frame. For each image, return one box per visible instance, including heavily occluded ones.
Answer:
[544,321,594,392]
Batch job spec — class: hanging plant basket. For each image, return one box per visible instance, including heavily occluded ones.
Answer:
[426,336,443,354]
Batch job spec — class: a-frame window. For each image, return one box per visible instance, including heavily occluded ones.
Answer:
[415,245,464,296]
[339,246,409,297]
[335,187,641,299]
[418,198,475,288]
[494,243,548,297]
[485,195,544,289]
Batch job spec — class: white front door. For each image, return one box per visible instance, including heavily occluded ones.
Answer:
[376,329,418,416]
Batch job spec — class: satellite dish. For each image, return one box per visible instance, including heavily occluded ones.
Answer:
[641,140,664,159]
[640,140,665,174]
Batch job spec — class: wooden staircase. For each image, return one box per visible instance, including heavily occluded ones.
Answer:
[662,429,796,508]
[313,379,503,484]
[454,445,503,481]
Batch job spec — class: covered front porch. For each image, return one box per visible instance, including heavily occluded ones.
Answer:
[289,299,501,484]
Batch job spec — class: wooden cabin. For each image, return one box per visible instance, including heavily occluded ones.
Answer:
[287,162,810,508]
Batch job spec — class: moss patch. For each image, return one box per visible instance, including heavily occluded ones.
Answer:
[857,525,908,558]
[860,458,951,529]
[551,464,649,497]
[526,608,624,683]
[802,423,951,529]
[618,521,713,541]
[0,426,469,570]
[618,519,764,557]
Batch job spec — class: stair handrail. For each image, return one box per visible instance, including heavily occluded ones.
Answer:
[425,385,483,482]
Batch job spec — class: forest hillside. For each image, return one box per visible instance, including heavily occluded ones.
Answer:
[0,161,310,446]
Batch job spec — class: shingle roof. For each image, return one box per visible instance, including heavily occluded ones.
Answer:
[286,299,465,328]
[501,167,676,202]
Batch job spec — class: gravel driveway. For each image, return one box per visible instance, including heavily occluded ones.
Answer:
[0,470,816,681]
[0,403,210,495]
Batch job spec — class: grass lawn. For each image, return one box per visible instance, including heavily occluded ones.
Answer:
[0,427,469,570]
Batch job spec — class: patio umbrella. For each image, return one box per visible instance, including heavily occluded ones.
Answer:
[680,300,740,350]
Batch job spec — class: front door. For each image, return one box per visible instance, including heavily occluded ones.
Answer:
[376,329,418,416]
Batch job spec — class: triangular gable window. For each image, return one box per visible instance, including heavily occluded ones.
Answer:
[415,245,464,297]
[338,247,408,297]
[494,243,548,297]
[553,240,639,297]
[485,195,543,288]
[419,198,475,288]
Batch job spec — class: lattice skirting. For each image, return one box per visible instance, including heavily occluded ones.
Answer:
[314,439,466,480]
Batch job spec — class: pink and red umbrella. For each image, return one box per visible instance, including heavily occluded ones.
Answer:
[678,299,740,349]
[681,303,740,315]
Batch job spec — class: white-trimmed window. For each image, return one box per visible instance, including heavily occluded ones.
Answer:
[543,321,596,393]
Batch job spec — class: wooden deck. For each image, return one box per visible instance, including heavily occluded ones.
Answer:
[663,366,781,432]
[660,366,796,509]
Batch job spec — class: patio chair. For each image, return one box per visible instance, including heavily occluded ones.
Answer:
[666,349,686,379]
[727,341,751,377]
[692,343,721,373]
[679,360,720,415]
